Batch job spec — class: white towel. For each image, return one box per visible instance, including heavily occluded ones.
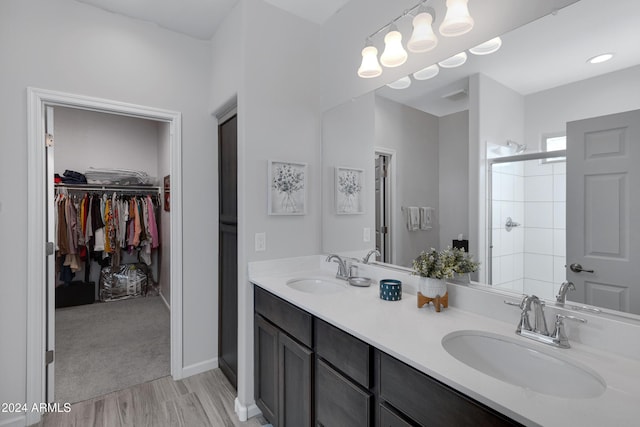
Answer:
[407,207,419,231]
[420,207,433,230]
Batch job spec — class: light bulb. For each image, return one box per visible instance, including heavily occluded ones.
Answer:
[439,0,474,37]
[407,11,438,53]
[357,45,382,78]
[413,64,439,80]
[438,52,467,68]
[587,53,614,64]
[380,26,408,68]
[469,37,502,55]
[386,76,412,90]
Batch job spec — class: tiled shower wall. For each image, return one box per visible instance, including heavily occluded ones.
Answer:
[491,159,566,300]
[491,162,525,292]
[522,160,566,299]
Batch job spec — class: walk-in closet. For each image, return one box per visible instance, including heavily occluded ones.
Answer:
[49,106,172,403]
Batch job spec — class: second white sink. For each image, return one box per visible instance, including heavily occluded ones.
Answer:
[286,277,347,294]
[442,330,606,398]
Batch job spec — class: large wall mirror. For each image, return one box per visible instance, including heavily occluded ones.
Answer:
[322,0,640,316]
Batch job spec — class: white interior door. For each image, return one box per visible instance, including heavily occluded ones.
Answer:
[45,105,56,401]
[567,109,640,313]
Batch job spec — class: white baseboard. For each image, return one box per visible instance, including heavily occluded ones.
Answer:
[159,290,170,310]
[0,414,26,427]
[234,398,262,422]
[181,357,218,379]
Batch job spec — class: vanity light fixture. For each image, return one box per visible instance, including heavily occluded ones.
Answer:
[357,40,383,78]
[587,53,614,64]
[469,37,502,55]
[386,76,412,90]
[413,64,440,80]
[356,0,475,78]
[380,24,408,68]
[438,51,467,68]
[439,0,474,37]
[407,6,438,53]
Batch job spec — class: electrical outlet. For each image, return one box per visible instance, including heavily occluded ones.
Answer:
[255,232,266,252]
[363,227,371,242]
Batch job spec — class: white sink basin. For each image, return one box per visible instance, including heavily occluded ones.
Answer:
[442,330,606,398]
[286,277,347,294]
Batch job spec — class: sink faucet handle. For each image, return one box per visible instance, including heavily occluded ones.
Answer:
[551,314,587,348]
[556,314,587,324]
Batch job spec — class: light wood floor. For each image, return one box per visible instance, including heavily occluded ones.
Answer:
[36,369,268,427]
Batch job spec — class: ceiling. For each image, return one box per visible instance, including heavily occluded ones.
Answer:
[377,0,640,117]
[74,0,351,40]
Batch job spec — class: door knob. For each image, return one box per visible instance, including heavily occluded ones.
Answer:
[569,263,594,274]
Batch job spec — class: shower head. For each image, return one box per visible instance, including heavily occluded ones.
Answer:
[507,140,526,154]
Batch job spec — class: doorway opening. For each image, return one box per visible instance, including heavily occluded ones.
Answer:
[375,149,395,263]
[27,88,183,425]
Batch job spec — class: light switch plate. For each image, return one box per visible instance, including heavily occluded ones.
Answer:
[363,227,371,242]
[255,232,266,251]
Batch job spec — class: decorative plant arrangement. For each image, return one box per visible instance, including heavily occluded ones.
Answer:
[413,247,479,279]
[413,247,479,312]
[335,167,364,214]
[268,161,307,215]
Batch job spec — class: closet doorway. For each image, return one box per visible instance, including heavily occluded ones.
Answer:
[27,88,183,422]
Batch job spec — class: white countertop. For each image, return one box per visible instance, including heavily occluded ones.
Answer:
[249,256,640,427]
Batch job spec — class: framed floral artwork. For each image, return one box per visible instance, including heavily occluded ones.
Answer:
[268,160,307,215]
[335,166,364,214]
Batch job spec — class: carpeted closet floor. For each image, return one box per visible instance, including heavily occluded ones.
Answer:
[55,296,170,404]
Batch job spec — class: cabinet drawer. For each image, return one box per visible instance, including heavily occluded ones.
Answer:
[255,286,313,347]
[315,318,371,388]
[316,358,372,427]
[379,404,415,427]
[379,352,520,427]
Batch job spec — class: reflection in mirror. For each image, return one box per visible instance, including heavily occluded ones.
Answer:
[321,0,640,316]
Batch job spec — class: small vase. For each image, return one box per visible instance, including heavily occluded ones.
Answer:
[418,277,447,298]
[450,273,471,285]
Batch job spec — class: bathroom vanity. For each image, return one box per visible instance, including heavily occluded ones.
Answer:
[249,256,640,427]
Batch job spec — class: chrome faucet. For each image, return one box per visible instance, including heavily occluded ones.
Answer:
[325,254,349,280]
[362,249,381,264]
[556,281,576,304]
[505,294,584,348]
[515,295,547,335]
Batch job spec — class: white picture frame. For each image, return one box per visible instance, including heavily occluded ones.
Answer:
[335,166,364,215]
[268,160,308,215]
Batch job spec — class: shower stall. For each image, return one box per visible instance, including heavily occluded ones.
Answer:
[488,149,567,301]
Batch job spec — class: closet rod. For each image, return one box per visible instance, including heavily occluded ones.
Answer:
[55,184,161,194]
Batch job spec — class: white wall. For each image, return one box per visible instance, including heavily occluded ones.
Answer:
[375,96,440,267]
[53,107,160,179]
[221,0,323,411]
[158,122,171,305]
[524,65,640,151]
[322,93,376,255]
[0,1,214,421]
[439,110,470,251]
[469,73,525,282]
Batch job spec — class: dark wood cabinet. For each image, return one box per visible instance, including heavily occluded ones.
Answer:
[254,289,313,427]
[254,314,279,423]
[278,332,313,427]
[378,352,521,427]
[316,358,372,427]
[253,286,520,427]
[379,403,416,427]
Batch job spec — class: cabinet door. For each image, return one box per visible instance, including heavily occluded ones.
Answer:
[316,358,372,427]
[279,332,313,427]
[379,352,519,427]
[255,315,279,426]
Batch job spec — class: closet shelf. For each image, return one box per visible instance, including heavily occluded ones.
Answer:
[55,183,161,193]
